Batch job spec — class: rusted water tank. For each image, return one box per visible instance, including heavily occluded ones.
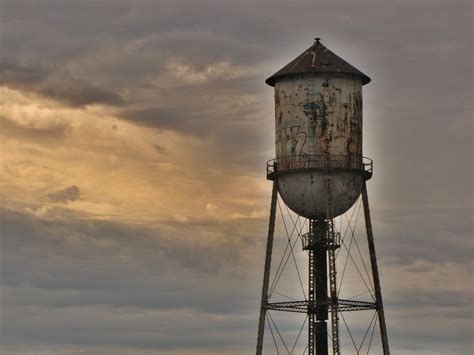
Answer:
[266,38,372,219]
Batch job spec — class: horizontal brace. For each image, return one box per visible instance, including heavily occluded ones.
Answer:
[266,299,376,314]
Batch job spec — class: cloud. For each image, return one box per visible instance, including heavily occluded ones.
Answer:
[120,107,186,130]
[153,144,167,154]
[0,206,265,318]
[371,208,473,266]
[0,0,472,354]
[37,75,124,107]
[0,62,124,107]
[162,57,250,84]
[46,186,80,203]
[1,203,472,354]
[205,203,218,216]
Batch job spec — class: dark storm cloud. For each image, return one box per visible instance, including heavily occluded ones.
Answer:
[119,75,271,171]
[0,61,47,85]
[0,61,124,107]
[37,75,124,107]
[122,107,187,130]
[121,89,264,136]
[46,185,81,203]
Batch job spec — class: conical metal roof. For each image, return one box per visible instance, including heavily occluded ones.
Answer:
[266,38,371,86]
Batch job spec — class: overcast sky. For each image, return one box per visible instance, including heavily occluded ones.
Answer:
[0,0,472,354]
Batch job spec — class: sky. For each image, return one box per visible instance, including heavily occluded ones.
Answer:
[0,0,472,354]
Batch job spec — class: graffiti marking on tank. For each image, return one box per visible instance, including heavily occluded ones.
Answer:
[277,126,307,156]
[300,94,327,125]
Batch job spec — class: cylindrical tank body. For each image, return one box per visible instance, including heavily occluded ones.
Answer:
[266,39,371,219]
[273,73,364,218]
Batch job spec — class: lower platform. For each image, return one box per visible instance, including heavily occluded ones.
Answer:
[266,299,377,313]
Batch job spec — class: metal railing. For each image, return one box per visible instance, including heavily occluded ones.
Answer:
[302,229,341,250]
[266,155,373,180]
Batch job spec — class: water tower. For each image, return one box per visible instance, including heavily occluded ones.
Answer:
[256,39,390,355]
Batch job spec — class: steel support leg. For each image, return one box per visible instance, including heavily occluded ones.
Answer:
[327,219,340,355]
[308,248,315,355]
[308,220,328,355]
[362,182,390,355]
[256,182,278,355]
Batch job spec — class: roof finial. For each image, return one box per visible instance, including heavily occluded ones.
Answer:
[314,37,321,44]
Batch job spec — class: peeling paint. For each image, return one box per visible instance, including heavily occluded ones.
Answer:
[273,74,364,218]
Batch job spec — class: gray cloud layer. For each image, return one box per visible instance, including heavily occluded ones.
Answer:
[0,0,472,354]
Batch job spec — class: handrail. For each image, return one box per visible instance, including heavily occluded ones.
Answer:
[301,230,341,250]
[266,155,373,180]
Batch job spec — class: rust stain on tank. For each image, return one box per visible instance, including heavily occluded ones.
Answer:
[266,38,370,219]
[272,74,364,218]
